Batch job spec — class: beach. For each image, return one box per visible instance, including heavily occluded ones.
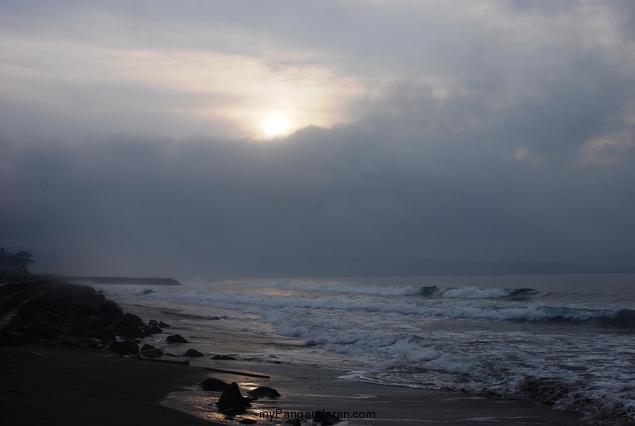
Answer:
[0,278,591,425]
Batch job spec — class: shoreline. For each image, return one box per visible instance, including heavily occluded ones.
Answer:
[1,280,586,425]
[113,295,586,425]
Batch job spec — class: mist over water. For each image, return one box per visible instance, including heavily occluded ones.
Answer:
[91,274,635,425]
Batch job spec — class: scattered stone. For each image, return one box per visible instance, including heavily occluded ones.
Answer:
[183,348,204,357]
[200,377,230,391]
[247,386,280,399]
[312,411,341,425]
[166,334,188,343]
[216,382,251,411]
[107,340,139,355]
[158,321,171,328]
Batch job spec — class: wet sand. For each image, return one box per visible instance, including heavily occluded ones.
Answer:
[161,359,585,425]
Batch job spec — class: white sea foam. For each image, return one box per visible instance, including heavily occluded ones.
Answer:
[437,286,511,298]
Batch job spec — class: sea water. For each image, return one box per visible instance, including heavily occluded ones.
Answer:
[90,274,635,425]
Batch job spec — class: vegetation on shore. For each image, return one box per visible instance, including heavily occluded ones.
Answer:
[0,248,34,275]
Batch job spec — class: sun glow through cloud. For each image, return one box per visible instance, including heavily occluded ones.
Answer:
[107,50,364,139]
[262,113,292,138]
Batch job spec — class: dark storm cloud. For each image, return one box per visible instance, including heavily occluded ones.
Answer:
[1,1,634,276]
[2,89,634,276]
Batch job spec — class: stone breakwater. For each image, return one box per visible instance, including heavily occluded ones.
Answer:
[0,280,165,350]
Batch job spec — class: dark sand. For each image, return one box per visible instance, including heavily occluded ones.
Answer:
[0,344,219,425]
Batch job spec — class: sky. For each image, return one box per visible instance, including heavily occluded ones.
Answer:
[1,0,634,277]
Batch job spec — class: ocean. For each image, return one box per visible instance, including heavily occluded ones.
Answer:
[90,274,635,425]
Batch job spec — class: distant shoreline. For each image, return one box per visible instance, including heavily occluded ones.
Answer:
[64,276,182,286]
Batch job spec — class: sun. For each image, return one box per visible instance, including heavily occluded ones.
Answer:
[262,113,292,138]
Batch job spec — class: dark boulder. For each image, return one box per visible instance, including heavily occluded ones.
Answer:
[70,324,91,338]
[166,334,188,343]
[61,340,85,348]
[0,331,21,347]
[216,382,251,411]
[200,377,230,391]
[183,348,205,357]
[98,300,124,318]
[109,313,146,339]
[159,321,171,328]
[247,386,280,399]
[98,328,116,342]
[108,340,139,355]
[312,411,341,425]
[140,343,163,358]
[144,324,163,335]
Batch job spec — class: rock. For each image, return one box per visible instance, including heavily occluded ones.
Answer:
[158,321,171,328]
[183,348,204,357]
[107,340,139,355]
[166,334,188,343]
[312,411,341,425]
[285,420,301,426]
[200,377,230,391]
[149,319,159,326]
[144,324,163,335]
[247,386,280,399]
[61,340,85,348]
[109,313,146,339]
[98,300,124,318]
[212,354,235,360]
[216,382,251,411]
[98,328,116,342]
[239,420,257,425]
[70,324,91,338]
[87,342,101,349]
[140,343,163,358]
[0,331,21,347]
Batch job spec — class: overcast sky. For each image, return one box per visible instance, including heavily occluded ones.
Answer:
[1,1,634,277]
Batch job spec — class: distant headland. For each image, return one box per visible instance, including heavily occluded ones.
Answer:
[64,277,182,286]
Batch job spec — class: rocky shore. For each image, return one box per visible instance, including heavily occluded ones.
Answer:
[0,279,272,425]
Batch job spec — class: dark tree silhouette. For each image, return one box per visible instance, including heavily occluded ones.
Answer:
[0,248,35,274]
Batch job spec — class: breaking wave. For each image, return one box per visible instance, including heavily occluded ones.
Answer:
[249,281,539,300]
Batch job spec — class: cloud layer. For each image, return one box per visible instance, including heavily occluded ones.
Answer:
[1,1,634,276]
